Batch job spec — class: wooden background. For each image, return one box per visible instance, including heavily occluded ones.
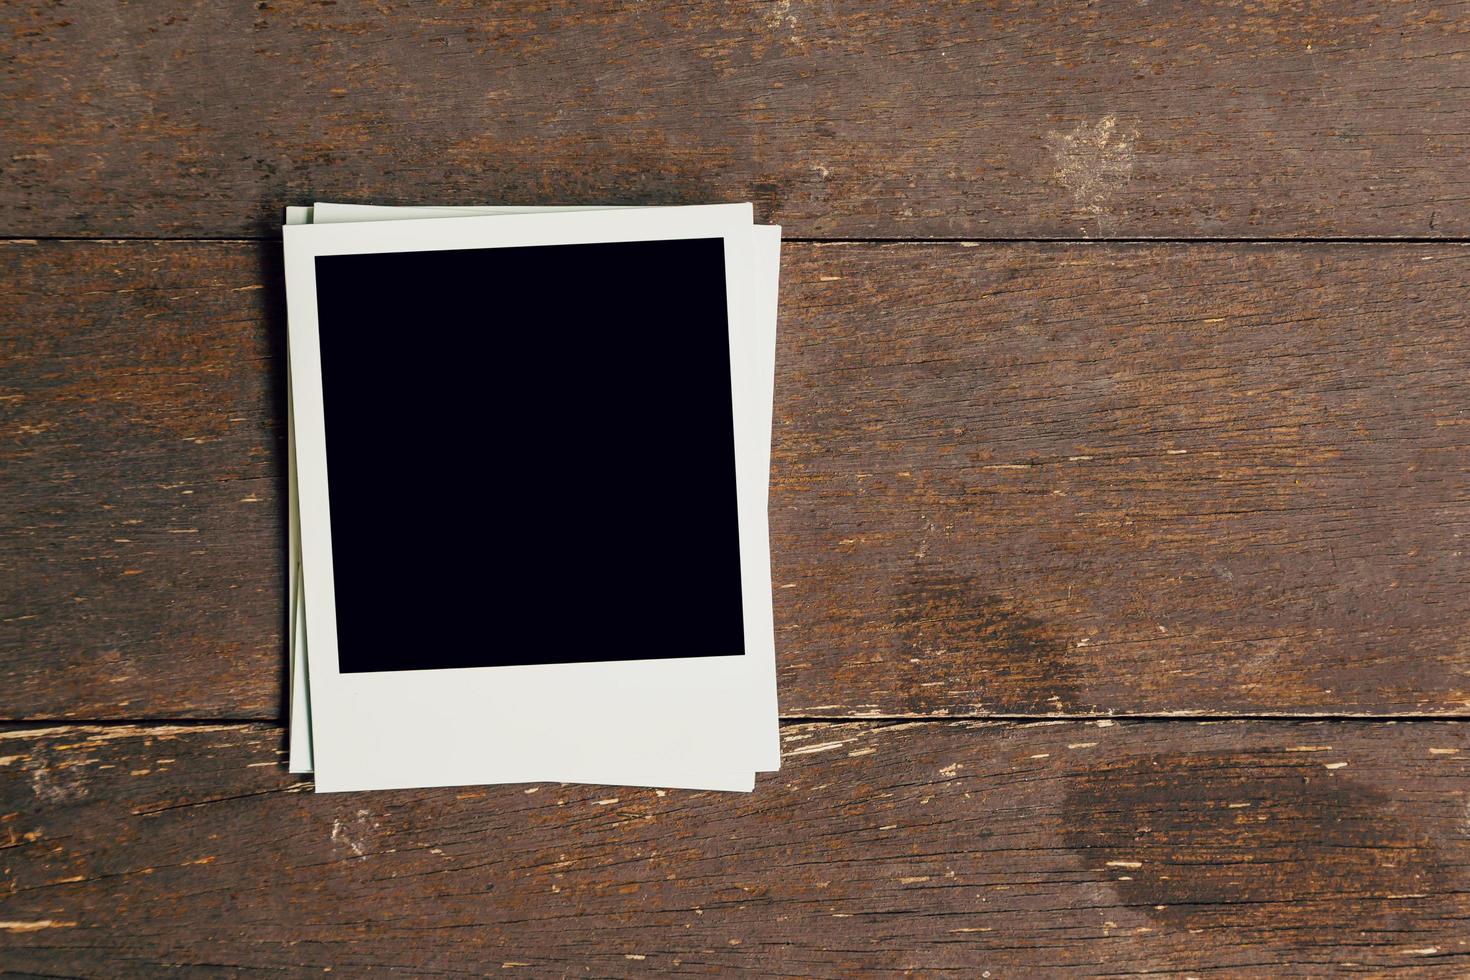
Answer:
[3,1,1468,975]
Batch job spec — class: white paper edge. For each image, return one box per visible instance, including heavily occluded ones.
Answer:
[289,205,779,792]
[289,206,781,793]
[282,202,782,793]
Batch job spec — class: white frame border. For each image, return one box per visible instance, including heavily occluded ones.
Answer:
[284,204,779,791]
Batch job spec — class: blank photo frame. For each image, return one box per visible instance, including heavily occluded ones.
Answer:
[285,204,781,792]
[287,205,783,792]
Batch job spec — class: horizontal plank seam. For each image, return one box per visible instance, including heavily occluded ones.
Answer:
[786,713,1470,723]
[4,713,1470,730]
[5,235,1470,246]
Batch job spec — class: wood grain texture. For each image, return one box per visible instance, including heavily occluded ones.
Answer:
[774,242,1470,717]
[4,0,1470,239]
[4,240,1468,719]
[2,241,285,719]
[0,720,1467,976]
[7,4,1469,974]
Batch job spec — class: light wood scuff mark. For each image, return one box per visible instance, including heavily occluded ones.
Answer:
[1045,114,1137,233]
[788,740,848,756]
[0,919,78,932]
[0,724,246,744]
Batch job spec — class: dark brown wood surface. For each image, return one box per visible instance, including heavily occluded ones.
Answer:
[4,0,1470,239]
[5,240,1467,719]
[7,1,1470,973]
[2,720,1468,976]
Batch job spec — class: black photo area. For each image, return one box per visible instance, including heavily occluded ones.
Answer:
[313,237,746,673]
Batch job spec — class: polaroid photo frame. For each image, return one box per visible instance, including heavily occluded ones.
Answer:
[285,204,780,792]
[286,206,783,792]
[286,204,782,792]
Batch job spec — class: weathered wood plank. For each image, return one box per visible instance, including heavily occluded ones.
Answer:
[775,242,1470,717]
[4,1,1470,239]
[2,241,285,719]
[4,241,1467,718]
[0,720,1466,975]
